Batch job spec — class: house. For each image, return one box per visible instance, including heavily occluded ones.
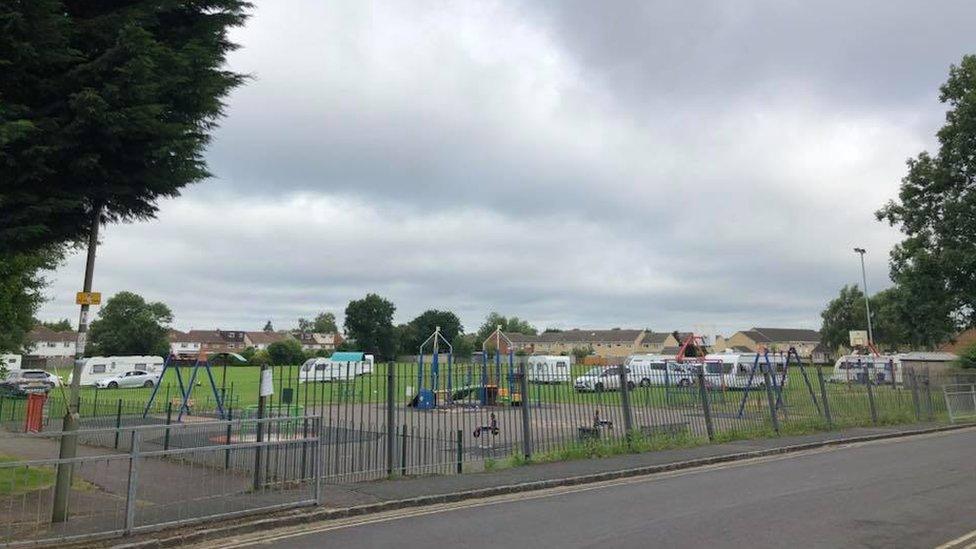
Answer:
[940,328,976,355]
[638,332,688,353]
[245,331,291,350]
[23,326,78,368]
[724,327,822,357]
[493,329,685,361]
[169,329,249,359]
[291,332,343,352]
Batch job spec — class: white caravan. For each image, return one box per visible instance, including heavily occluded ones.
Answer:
[625,355,694,387]
[527,355,571,383]
[68,356,164,386]
[702,352,788,389]
[298,352,375,383]
[1,354,22,371]
[831,355,900,385]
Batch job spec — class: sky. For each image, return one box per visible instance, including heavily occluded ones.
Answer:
[37,0,976,336]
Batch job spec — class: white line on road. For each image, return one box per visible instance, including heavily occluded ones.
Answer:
[196,427,976,548]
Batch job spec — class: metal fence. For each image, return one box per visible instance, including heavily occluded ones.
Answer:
[0,362,972,547]
[0,417,321,547]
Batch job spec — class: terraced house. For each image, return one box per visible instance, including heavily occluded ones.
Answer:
[719,327,822,357]
[500,329,687,361]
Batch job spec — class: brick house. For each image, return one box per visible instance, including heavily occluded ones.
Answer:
[493,329,685,361]
[722,327,822,357]
[24,326,78,368]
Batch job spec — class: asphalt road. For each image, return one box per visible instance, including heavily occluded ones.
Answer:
[212,428,976,549]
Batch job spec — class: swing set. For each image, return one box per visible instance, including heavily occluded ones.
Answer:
[142,352,244,421]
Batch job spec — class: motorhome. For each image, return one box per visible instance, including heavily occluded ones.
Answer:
[702,352,788,389]
[831,354,900,385]
[526,355,571,383]
[1,354,22,371]
[298,352,375,383]
[68,356,164,386]
[624,355,693,387]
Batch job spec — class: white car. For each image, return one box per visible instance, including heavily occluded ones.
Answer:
[4,369,61,387]
[95,370,161,389]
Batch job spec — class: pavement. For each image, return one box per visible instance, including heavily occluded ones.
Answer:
[199,425,976,549]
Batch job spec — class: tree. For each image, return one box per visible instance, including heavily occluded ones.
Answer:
[877,54,976,336]
[266,339,304,366]
[958,341,976,369]
[400,310,464,354]
[476,312,538,342]
[452,334,475,360]
[87,291,172,356]
[313,312,338,333]
[0,251,61,353]
[297,318,313,333]
[344,294,396,360]
[263,320,274,332]
[40,319,72,332]
[819,285,933,351]
[0,1,252,257]
[571,346,592,363]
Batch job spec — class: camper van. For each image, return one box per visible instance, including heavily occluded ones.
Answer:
[831,354,900,385]
[624,355,693,387]
[298,352,375,383]
[702,352,788,389]
[68,356,164,386]
[1,354,22,371]
[526,355,571,383]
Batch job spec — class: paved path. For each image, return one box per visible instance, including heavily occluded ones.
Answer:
[214,427,976,549]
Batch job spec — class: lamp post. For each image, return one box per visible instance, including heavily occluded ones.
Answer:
[853,247,873,346]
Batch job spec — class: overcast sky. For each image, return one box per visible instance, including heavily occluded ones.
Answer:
[38,1,976,336]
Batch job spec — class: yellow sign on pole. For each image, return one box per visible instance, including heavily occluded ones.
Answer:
[75,292,102,306]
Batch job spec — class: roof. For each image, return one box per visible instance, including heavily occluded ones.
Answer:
[940,328,976,354]
[539,329,645,344]
[642,332,673,345]
[27,326,77,343]
[745,328,820,343]
[246,331,290,345]
[330,352,366,362]
[899,351,958,362]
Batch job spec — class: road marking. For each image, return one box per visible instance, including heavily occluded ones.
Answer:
[935,528,976,549]
[198,427,976,548]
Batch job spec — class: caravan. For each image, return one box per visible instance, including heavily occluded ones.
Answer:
[702,352,788,389]
[298,352,375,383]
[526,355,571,383]
[1,354,22,371]
[832,354,900,385]
[624,355,693,387]
[68,356,164,386]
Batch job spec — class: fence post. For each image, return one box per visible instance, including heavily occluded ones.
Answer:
[0,395,4,422]
[618,365,635,444]
[124,430,142,535]
[254,364,268,491]
[386,362,395,476]
[518,363,532,460]
[816,367,833,429]
[456,429,463,474]
[114,399,123,449]
[909,370,921,421]
[313,416,323,505]
[225,407,233,470]
[163,401,173,451]
[400,424,408,476]
[865,371,878,426]
[696,371,715,442]
[924,371,934,421]
[762,370,780,435]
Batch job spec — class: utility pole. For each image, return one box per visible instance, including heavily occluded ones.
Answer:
[52,206,101,523]
[853,247,874,346]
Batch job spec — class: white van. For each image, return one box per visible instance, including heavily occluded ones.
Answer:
[624,355,693,387]
[527,355,571,383]
[68,356,164,386]
[832,355,900,384]
[1,354,22,371]
[298,352,375,383]
[702,353,788,389]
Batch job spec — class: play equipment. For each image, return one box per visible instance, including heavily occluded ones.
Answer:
[412,327,454,410]
[143,352,245,421]
[481,326,517,406]
[735,347,821,419]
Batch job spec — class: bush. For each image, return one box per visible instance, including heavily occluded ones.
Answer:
[958,341,976,369]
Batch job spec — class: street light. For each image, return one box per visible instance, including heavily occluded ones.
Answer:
[853,247,873,346]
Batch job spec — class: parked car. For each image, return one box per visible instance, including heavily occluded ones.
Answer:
[0,369,55,396]
[574,366,631,392]
[94,370,161,389]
